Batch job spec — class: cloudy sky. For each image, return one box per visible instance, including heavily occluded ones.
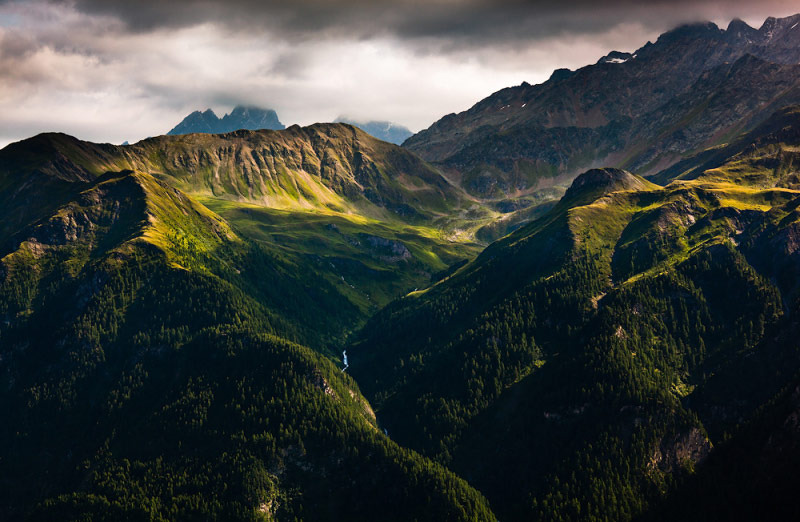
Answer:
[0,0,798,147]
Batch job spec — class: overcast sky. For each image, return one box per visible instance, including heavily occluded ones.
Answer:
[0,0,798,147]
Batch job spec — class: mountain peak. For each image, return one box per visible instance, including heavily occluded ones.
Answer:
[548,68,574,81]
[760,16,780,34]
[564,168,652,202]
[726,18,759,41]
[597,51,633,65]
[759,13,800,38]
[657,21,722,44]
[229,105,256,115]
[167,105,285,136]
[727,18,752,31]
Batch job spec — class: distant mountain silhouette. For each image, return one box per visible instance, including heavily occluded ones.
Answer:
[167,105,285,135]
[334,117,413,145]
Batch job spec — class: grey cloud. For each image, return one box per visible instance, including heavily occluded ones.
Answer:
[0,31,38,59]
[41,0,796,45]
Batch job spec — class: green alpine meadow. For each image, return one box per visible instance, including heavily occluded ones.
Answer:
[2,4,800,521]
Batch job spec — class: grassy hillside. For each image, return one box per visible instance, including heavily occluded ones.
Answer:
[201,198,481,315]
[123,124,467,224]
[0,125,474,225]
[0,126,564,245]
[653,105,800,187]
[0,128,488,345]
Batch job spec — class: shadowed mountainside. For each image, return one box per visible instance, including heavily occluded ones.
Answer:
[405,15,800,200]
[352,106,800,520]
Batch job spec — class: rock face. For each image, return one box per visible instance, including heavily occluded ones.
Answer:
[168,105,285,135]
[404,14,800,196]
[334,118,413,145]
[650,428,713,473]
[360,234,412,263]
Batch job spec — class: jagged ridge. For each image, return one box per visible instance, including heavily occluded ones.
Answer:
[404,14,800,199]
[167,105,285,135]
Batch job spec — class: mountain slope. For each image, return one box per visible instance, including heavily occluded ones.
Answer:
[168,105,285,135]
[0,127,486,333]
[11,124,475,227]
[404,15,800,198]
[351,106,800,520]
[0,166,358,351]
[0,168,495,520]
[0,133,130,247]
[653,104,800,187]
[641,373,800,521]
[129,123,465,224]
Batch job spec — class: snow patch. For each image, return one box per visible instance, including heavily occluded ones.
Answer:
[606,57,628,64]
[792,22,799,30]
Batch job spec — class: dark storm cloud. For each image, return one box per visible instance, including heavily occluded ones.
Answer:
[52,0,800,44]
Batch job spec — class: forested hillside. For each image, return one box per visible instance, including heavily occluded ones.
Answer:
[351,106,800,520]
[0,167,493,520]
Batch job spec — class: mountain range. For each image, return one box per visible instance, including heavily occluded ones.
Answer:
[167,105,286,135]
[167,106,415,147]
[405,15,800,201]
[3,13,800,522]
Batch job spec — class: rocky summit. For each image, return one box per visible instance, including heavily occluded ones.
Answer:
[167,105,286,135]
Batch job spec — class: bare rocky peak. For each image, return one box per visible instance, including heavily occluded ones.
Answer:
[167,105,285,135]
